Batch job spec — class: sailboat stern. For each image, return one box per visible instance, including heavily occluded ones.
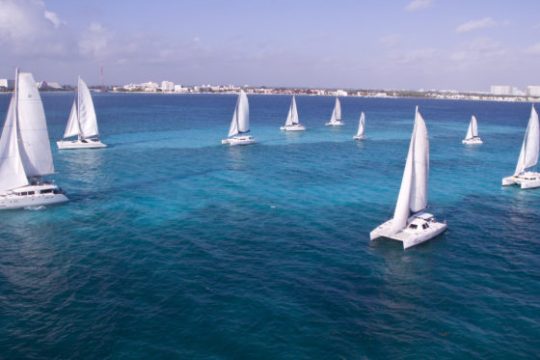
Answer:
[370,213,447,249]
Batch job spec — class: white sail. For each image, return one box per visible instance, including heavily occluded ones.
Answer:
[329,97,341,124]
[514,105,540,175]
[228,90,249,137]
[0,95,29,191]
[391,107,429,234]
[16,72,55,177]
[285,96,299,126]
[464,115,478,140]
[77,77,99,138]
[356,112,365,137]
[63,100,80,138]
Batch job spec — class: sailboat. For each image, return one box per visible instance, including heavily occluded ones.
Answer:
[325,97,344,126]
[221,90,255,145]
[502,105,540,189]
[57,77,106,149]
[0,69,68,210]
[462,115,483,144]
[280,96,305,131]
[353,112,366,140]
[370,107,447,249]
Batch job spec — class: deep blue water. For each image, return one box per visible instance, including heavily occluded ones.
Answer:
[0,93,538,359]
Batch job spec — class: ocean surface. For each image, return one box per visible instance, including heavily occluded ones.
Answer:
[0,93,538,359]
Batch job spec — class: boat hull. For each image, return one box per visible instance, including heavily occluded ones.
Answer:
[370,215,447,250]
[221,135,256,146]
[502,172,540,189]
[0,184,68,210]
[325,121,344,126]
[462,137,483,145]
[280,124,306,131]
[353,135,365,140]
[57,139,107,149]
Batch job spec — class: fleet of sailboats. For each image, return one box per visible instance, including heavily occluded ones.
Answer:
[370,107,447,249]
[0,69,68,210]
[353,112,366,140]
[502,105,540,189]
[325,97,344,126]
[280,96,305,131]
[57,77,106,149]
[0,70,538,250]
[462,115,483,145]
[222,90,255,145]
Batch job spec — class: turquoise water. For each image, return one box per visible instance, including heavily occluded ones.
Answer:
[0,93,538,359]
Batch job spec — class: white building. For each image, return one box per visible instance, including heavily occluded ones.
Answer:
[161,81,175,93]
[335,89,348,96]
[174,85,188,93]
[526,85,540,97]
[490,85,512,96]
[0,79,14,90]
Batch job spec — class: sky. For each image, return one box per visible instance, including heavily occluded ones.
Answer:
[0,0,539,91]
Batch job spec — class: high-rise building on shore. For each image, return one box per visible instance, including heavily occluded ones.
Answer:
[490,85,513,95]
[526,85,540,97]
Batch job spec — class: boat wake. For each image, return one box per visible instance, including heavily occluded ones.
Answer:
[25,205,46,211]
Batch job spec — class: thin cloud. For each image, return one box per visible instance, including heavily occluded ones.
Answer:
[405,0,432,12]
[456,17,497,33]
[525,42,540,55]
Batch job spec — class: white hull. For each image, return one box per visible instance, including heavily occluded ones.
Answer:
[462,137,483,145]
[370,213,447,250]
[353,135,365,140]
[221,135,256,146]
[280,124,305,131]
[325,121,344,126]
[57,139,107,149]
[0,183,68,210]
[502,172,540,189]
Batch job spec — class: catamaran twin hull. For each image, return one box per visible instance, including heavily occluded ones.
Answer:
[325,121,344,126]
[0,184,68,210]
[370,213,448,250]
[221,135,256,146]
[462,137,483,145]
[280,124,306,131]
[502,172,540,189]
[57,139,107,150]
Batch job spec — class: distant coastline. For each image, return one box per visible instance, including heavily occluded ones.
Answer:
[1,86,539,103]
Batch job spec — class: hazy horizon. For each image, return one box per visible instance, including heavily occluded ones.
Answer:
[1,0,539,91]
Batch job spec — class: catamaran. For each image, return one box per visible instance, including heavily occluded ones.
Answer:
[462,115,483,144]
[280,96,305,131]
[325,97,344,126]
[502,105,540,189]
[57,77,106,149]
[353,112,366,140]
[222,90,255,145]
[370,107,447,249]
[0,69,68,210]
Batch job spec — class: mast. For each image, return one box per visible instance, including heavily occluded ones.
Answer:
[391,106,429,234]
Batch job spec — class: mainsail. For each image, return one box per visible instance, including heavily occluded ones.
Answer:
[329,98,341,124]
[0,94,29,191]
[63,77,99,140]
[464,115,479,140]
[356,112,365,137]
[77,77,99,138]
[228,90,250,137]
[391,107,429,234]
[285,96,299,126]
[16,72,54,176]
[514,106,540,175]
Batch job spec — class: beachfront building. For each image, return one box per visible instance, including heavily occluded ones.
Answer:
[526,86,540,97]
[161,81,175,93]
[0,79,14,90]
[490,85,512,96]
